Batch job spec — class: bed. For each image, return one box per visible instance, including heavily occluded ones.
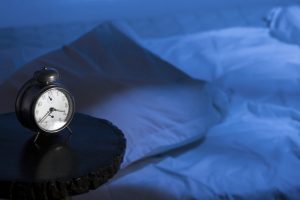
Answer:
[1,1,300,199]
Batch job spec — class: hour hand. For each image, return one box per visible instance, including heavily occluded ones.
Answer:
[52,108,66,113]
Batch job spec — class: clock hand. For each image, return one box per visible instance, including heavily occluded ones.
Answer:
[52,108,66,113]
[39,108,55,123]
[38,110,51,123]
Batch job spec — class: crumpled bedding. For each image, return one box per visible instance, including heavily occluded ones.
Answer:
[267,5,300,46]
[74,6,300,200]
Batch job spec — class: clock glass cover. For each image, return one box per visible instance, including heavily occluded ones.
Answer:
[34,88,73,132]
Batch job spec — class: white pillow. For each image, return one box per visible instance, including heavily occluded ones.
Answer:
[267,5,300,45]
[0,23,221,167]
[138,26,300,111]
[140,28,279,82]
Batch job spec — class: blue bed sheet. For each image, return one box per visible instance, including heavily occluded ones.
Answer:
[74,7,300,200]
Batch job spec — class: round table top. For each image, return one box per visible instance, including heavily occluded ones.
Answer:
[0,112,126,200]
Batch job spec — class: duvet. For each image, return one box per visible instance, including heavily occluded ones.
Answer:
[75,7,300,200]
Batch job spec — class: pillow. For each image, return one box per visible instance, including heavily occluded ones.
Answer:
[136,25,300,112]
[138,28,279,82]
[267,5,300,45]
[0,23,221,167]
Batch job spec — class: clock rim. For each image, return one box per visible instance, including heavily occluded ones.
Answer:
[31,86,75,134]
[15,78,40,130]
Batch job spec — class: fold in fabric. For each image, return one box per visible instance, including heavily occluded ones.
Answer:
[267,5,300,46]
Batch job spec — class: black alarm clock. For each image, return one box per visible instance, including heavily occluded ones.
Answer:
[15,67,75,137]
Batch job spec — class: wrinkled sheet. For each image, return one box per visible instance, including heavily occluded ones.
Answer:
[268,5,300,46]
[72,24,300,199]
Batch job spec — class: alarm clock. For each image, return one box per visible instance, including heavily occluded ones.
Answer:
[15,67,75,136]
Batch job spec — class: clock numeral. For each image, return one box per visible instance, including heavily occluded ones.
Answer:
[65,103,68,108]
[42,95,46,100]
[38,102,42,106]
[35,110,39,115]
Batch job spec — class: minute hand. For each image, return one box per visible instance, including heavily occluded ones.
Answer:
[38,110,51,123]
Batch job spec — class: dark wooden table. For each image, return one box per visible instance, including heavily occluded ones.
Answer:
[0,113,126,200]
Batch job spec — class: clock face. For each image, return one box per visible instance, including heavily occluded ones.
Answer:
[34,88,73,132]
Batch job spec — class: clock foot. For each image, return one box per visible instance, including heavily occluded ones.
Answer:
[67,126,73,135]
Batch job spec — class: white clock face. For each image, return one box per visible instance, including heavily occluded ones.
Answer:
[34,88,73,132]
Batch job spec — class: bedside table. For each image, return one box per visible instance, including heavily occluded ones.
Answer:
[0,113,126,200]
